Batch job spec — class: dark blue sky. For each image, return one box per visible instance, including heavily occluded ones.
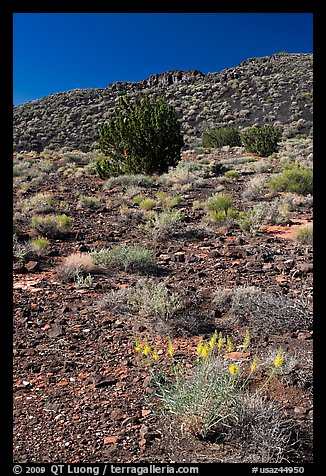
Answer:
[13,13,313,106]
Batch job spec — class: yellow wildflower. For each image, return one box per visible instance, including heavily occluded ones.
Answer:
[152,348,159,361]
[167,337,174,357]
[197,337,204,356]
[243,329,251,349]
[134,336,142,353]
[273,347,284,368]
[250,354,258,373]
[142,340,151,357]
[217,331,223,349]
[209,330,218,349]
[200,343,211,359]
[226,336,234,353]
[229,364,240,375]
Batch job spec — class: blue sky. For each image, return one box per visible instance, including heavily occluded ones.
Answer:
[13,13,313,106]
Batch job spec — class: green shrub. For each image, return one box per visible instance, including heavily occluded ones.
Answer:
[132,194,146,204]
[268,164,313,195]
[97,95,184,178]
[202,126,241,148]
[90,245,155,273]
[241,125,282,157]
[224,170,240,180]
[155,355,244,438]
[139,198,157,210]
[78,195,101,209]
[156,192,182,210]
[31,237,49,251]
[204,193,233,214]
[211,208,245,223]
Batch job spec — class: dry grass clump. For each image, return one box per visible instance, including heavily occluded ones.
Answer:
[292,224,313,245]
[56,252,97,282]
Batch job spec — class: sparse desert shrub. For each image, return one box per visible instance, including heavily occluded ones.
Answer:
[243,199,290,234]
[20,193,54,214]
[268,163,313,195]
[155,355,244,438]
[142,210,184,240]
[156,191,182,210]
[98,279,181,320]
[97,95,184,177]
[292,224,313,245]
[213,286,312,332]
[56,252,97,282]
[104,174,155,189]
[78,195,101,209]
[90,245,155,273]
[242,176,267,201]
[149,339,296,460]
[241,125,282,157]
[159,167,199,187]
[130,278,182,320]
[13,235,34,262]
[202,126,241,148]
[280,193,313,210]
[75,273,94,288]
[97,287,133,315]
[31,214,73,238]
[224,395,298,463]
[211,208,245,223]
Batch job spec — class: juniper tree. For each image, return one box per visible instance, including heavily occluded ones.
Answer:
[96,95,184,178]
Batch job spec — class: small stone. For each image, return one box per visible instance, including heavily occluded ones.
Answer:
[79,244,90,252]
[92,374,117,388]
[25,261,39,272]
[48,324,64,338]
[174,251,185,262]
[104,436,119,444]
[143,376,152,389]
[61,305,71,313]
[297,331,313,340]
[296,263,313,273]
[223,351,251,359]
[13,263,27,274]
[110,409,127,421]
[158,254,171,262]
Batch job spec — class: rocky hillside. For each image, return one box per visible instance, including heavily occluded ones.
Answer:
[13,52,313,152]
